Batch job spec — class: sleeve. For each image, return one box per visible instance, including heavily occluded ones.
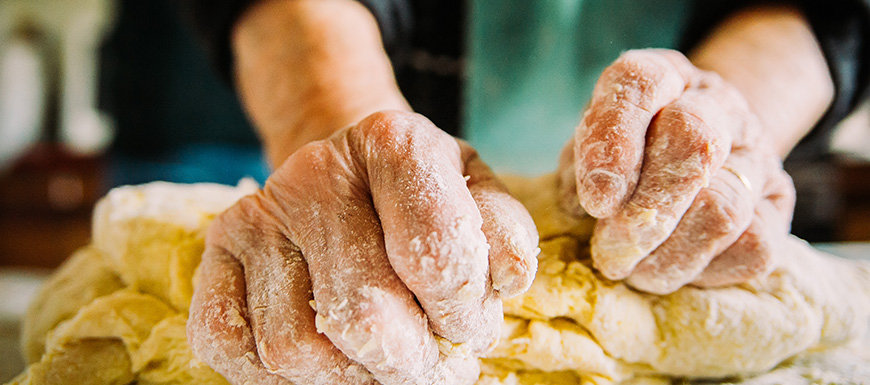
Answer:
[176,0,413,85]
[680,0,870,158]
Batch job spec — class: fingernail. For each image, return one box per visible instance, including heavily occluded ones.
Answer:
[581,170,626,217]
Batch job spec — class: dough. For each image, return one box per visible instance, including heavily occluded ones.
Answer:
[20,246,125,364]
[92,180,259,311]
[484,174,870,384]
[9,181,256,385]
[8,175,870,385]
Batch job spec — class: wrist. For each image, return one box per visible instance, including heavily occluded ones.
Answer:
[233,0,409,167]
[261,90,408,167]
[689,5,834,158]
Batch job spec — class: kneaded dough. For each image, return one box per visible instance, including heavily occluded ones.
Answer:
[9,181,255,385]
[20,246,125,364]
[484,174,870,385]
[9,175,870,385]
[92,180,259,312]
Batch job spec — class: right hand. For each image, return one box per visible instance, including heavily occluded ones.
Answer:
[188,111,540,385]
[558,49,797,294]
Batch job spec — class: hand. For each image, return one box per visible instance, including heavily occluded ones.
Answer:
[188,111,539,385]
[559,49,796,294]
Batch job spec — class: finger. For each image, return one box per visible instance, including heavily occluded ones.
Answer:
[574,49,694,218]
[693,169,795,287]
[591,90,732,280]
[461,141,540,297]
[760,167,797,225]
[267,137,462,384]
[217,197,374,384]
[690,206,777,288]
[187,242,291,385]
[557,142,585,216]
[624,149,765,294]
[351,111,501,348]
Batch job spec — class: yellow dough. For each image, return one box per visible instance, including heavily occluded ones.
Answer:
[483,175,870,385]
[8,176,870,385]
[19,246,125,364]
[9,181,256,385]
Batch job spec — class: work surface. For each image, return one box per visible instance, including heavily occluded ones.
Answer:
[1,242,868,384]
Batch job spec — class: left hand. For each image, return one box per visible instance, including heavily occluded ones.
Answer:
[558,49,796,294]
[188,111,539,385]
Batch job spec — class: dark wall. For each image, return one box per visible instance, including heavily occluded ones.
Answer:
[99,0,257,157]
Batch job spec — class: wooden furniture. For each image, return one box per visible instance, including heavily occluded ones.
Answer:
[0,144,105,268]
[837,156,870,241]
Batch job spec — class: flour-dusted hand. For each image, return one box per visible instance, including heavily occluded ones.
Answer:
[559,49,795,294]
[188,111,539,385]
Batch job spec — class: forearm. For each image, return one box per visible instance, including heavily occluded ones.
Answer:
[689,5,834,158]
[232,0,409,167]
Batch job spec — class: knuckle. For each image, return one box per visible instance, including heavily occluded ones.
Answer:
[281,140,354,192]
[606,62,656,92]
[762,170,797,224]
[745,248,774,277]
[205,212,232,244]
[213,195,252,225]
[768,168,796,200]
[223,196,256,224]
[354,111,453,161]
[207,196,272,252]
[660,103,727,160]
[609,50,677,88]
[273,141,335,192]
[234,194,274,223]
[616,49,663,68]
[361,110,404,134]
[698,188,752,235]
[735,232,775,276]
[693,69,725,90]
[364,109,414,126]
[661,102,704,132]
[358,110,424,142]
[293,140,332,170]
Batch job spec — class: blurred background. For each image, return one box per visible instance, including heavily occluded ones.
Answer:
[0,0,267,271]
[0,0,867,273]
